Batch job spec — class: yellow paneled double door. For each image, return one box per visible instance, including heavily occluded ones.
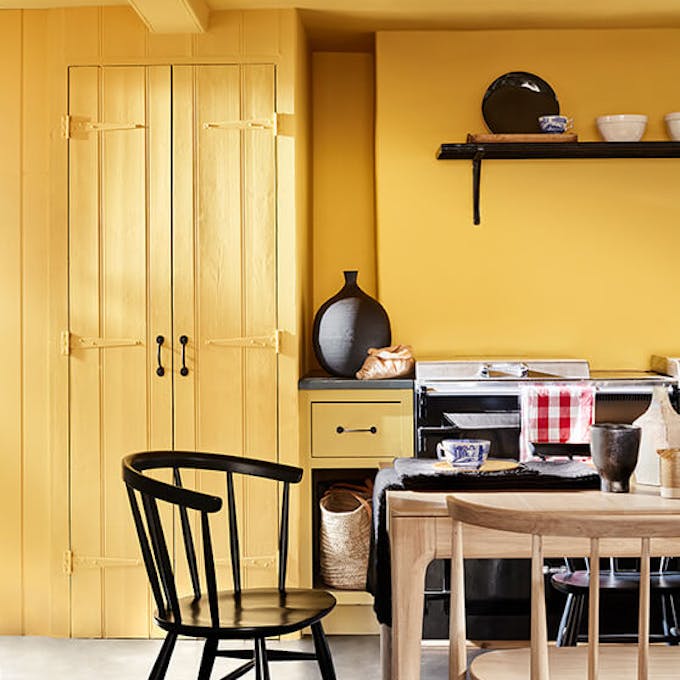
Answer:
[67,64,279,638]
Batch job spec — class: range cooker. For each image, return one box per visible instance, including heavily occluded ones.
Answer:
[413,356,679,640]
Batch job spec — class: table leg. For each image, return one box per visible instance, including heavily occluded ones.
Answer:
[390,516,436,680]
[380,625,392,680]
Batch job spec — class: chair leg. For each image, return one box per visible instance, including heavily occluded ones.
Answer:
[148,631,177,680]
[555,593,575,647]
[254,638,271,680]
[670,593,680,643]
[661,593,680,646]
[568,593,588,647]
[311,621,337,680]
[197,637,218,680]
[566,593,586,646]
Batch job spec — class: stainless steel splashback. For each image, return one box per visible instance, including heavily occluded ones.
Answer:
[416,358,590,382]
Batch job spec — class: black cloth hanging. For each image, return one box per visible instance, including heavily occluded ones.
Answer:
[366,458,600,626]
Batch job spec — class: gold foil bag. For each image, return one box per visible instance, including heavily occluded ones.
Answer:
[355,345,415,380]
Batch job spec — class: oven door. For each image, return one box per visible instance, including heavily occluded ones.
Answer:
[416,388,520,459]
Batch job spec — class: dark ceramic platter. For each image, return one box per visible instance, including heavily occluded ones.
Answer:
[482,71,560,134]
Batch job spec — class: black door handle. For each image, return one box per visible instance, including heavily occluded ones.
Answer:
[155,335,165,376]
[179,335,189,376]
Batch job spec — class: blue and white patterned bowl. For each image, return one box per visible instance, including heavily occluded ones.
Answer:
[436,439,491,468]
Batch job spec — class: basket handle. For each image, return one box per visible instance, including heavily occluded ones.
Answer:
[325,480,374,497]
[321,487,372,519]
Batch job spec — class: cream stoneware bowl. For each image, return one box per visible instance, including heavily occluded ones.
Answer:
[596,114,647,142]
[665,112,680,141]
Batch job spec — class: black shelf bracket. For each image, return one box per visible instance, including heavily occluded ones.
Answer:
[472,147,484,226]
[437,141,680,226]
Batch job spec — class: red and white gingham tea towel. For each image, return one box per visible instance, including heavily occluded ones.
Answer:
[520,383,595,461]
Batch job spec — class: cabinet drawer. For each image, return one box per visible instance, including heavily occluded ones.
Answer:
[311,401,405,458]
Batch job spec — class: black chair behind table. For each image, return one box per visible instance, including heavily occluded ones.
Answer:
[122,450,337,680]
[553,556,680,646]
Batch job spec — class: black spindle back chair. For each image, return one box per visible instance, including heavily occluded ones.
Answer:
[123,450,337,680]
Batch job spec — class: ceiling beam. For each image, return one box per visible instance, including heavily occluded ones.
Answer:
[128,0,210,33]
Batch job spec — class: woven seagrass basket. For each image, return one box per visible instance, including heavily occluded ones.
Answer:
[319,485,372,590]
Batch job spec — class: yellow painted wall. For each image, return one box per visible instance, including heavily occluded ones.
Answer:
[312,52,376,313]
[376,29,680,369]
[0,9,24,637]
[0,5,309,637]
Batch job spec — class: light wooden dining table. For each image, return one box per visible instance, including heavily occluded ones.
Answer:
[382,486,680,680]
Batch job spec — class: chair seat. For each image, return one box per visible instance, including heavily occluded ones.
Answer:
[155,588,337,638]
[552,570,680,594]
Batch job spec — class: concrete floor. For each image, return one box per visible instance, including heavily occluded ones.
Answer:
[0,635,455,679]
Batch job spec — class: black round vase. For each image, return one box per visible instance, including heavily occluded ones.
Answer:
[312,271,391,378]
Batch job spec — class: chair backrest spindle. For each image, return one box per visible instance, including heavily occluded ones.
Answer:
[201,511,220,628]
[588,538,600,680]
[126,487,166,618]
[530,534,549,680]
[278,482,290,593]
[639,537,651,680]
[173,467,201,601]
[142,493,181,624]
[226,471,242,595]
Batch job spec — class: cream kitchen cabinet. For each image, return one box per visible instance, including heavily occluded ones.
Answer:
[299,377,414,633]
[67,64,280,637]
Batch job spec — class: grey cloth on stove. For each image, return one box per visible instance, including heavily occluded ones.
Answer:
[366,457,600,626]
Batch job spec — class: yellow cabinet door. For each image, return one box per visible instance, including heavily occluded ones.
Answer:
[68,65,173,638]
[68,63,278,637]
[173,64,279,591]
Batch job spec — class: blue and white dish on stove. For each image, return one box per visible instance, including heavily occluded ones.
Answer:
[436,439,491,468]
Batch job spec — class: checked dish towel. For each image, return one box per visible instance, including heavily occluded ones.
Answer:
[520,383,595,461]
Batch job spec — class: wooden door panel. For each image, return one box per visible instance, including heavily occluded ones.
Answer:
[241,64,278,587]
[68,65,104,638]
[69,65,172,638]
[195,64,243,456]
[148,67,174,451]
[100,65,150,639]
[172,64,279,590]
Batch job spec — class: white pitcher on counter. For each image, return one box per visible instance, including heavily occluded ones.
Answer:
[633,385,680,486]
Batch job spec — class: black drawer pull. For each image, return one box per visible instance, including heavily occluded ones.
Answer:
[336,426,377,435]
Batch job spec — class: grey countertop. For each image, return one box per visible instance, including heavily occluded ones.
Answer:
[298,373,414,390]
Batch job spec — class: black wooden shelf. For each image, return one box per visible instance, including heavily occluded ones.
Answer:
[436,141,680,224]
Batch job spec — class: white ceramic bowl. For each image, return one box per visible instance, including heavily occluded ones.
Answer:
[665,112,680,141]
[596,114,647,142]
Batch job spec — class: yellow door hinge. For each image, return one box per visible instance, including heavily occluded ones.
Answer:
[216,555,277,570]
[62,115,145,140]
[61,331,142,355]
[63,549,141,574]
[60,330,71,356]
[63,549,73,575]
[205,329,283,354]
[202,113,278,136]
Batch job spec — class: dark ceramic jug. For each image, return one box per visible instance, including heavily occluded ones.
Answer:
[312,271,391,378]
[590,423,641,493]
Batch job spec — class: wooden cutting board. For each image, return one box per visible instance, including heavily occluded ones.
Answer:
[467,133,578,143]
